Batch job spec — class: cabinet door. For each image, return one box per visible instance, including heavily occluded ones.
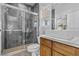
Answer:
[75,48,79,56]
[40,44,51,56]
[40,37,52,48]
[52,50,63,56]
[53,41,75,56]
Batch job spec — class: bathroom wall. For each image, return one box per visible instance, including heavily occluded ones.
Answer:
[39,3,52,35]
[45,4,79,40]
[67,10,79,31]
[33,4,39,36]
[39,3,79,34]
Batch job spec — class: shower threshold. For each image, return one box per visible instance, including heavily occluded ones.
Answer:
[2,44,31,56]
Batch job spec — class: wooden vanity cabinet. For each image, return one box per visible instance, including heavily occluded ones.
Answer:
[75,48,79,56]
[40,37,52,56]
[40,37,79,56]
[40,37,52,48]
[53,41,75,56]
[40,44,51,56]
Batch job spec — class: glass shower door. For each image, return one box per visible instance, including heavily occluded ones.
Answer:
[1,4,38,50]
[3,7,23,49]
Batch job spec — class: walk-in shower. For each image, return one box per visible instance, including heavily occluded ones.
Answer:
[0,3,38,52]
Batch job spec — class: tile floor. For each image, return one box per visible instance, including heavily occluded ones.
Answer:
[1,44,31,56]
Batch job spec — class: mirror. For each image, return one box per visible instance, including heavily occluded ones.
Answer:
[56,15,67,30]
[51,8,67,30]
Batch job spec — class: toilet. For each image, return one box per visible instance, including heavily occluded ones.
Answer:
[27,37,40,56]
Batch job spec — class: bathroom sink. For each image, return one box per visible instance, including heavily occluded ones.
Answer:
[69,37,79,44]
[44,34,79,44]
[55,36,79,45]
[55,36,74,41]
[71,37,79,41]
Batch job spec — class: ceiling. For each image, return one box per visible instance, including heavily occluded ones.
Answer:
[24,3,35,7]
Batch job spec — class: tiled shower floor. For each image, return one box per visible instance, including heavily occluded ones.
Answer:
[5,49,31,56]
[1,44,31,56]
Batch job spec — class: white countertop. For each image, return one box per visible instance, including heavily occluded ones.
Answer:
[40,35,79,48]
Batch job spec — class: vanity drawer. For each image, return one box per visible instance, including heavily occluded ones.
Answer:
[40,37,52,48]
[53,41,75,56]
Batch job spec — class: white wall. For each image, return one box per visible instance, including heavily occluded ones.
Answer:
[39,3,52,35]
[39,3,79,36]
[55,3,79,16]
[67,10,79,30]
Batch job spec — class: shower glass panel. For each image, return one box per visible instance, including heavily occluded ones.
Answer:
[25,13,33,44]
[1,4,38,50]
[2,6,23,49]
